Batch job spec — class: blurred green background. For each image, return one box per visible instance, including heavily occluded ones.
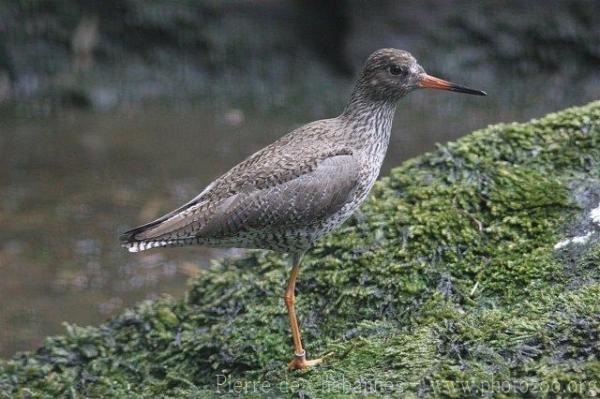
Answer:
[0,0,598,357]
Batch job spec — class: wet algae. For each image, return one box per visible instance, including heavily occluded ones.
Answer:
[1,102,599,397]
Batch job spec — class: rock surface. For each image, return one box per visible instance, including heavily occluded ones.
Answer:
[1,101,599,397]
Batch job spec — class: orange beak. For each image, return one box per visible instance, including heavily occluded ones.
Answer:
[419,74,486,96]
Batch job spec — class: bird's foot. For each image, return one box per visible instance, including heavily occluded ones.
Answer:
[287,351,332,370]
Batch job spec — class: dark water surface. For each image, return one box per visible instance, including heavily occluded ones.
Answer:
[1,79,597,357]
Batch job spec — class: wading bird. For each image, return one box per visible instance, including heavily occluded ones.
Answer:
[121,48,486,370]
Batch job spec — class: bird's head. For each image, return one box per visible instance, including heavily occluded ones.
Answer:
[354,48,486,103]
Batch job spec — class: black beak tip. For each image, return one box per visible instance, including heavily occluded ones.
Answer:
[456,85,487,96]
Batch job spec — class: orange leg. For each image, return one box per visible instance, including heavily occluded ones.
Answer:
[284,252,325,370]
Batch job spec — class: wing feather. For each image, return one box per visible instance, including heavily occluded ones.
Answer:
[120,153,359,248]
[120,118,359,250]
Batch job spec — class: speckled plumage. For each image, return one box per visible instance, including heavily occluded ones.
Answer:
[120,48,486,370]
[120,49,472,254]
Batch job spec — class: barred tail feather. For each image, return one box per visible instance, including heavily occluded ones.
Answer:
[119,219,178,253]
[119,192,209,253]
[124,239,172,253]
[120,223,202,253]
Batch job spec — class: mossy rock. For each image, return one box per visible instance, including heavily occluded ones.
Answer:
[1,102,600,398]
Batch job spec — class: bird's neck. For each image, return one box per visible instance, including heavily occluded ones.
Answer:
[340,93,397,147]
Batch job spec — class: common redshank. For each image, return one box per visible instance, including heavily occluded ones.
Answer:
[121,48,486,370]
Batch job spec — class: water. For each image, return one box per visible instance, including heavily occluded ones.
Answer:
[0,79,596,357]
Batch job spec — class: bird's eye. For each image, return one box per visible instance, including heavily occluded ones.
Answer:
[388,65,404,76]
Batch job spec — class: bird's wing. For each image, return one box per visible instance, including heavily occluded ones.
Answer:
[120,141,360,249]
[195,153,359,239]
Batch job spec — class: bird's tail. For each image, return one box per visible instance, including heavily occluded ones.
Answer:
[120,185,215,253]
[120,195,208,253]
[119,220,178,253]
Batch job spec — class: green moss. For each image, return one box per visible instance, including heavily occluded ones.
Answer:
[2,102,599,398]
